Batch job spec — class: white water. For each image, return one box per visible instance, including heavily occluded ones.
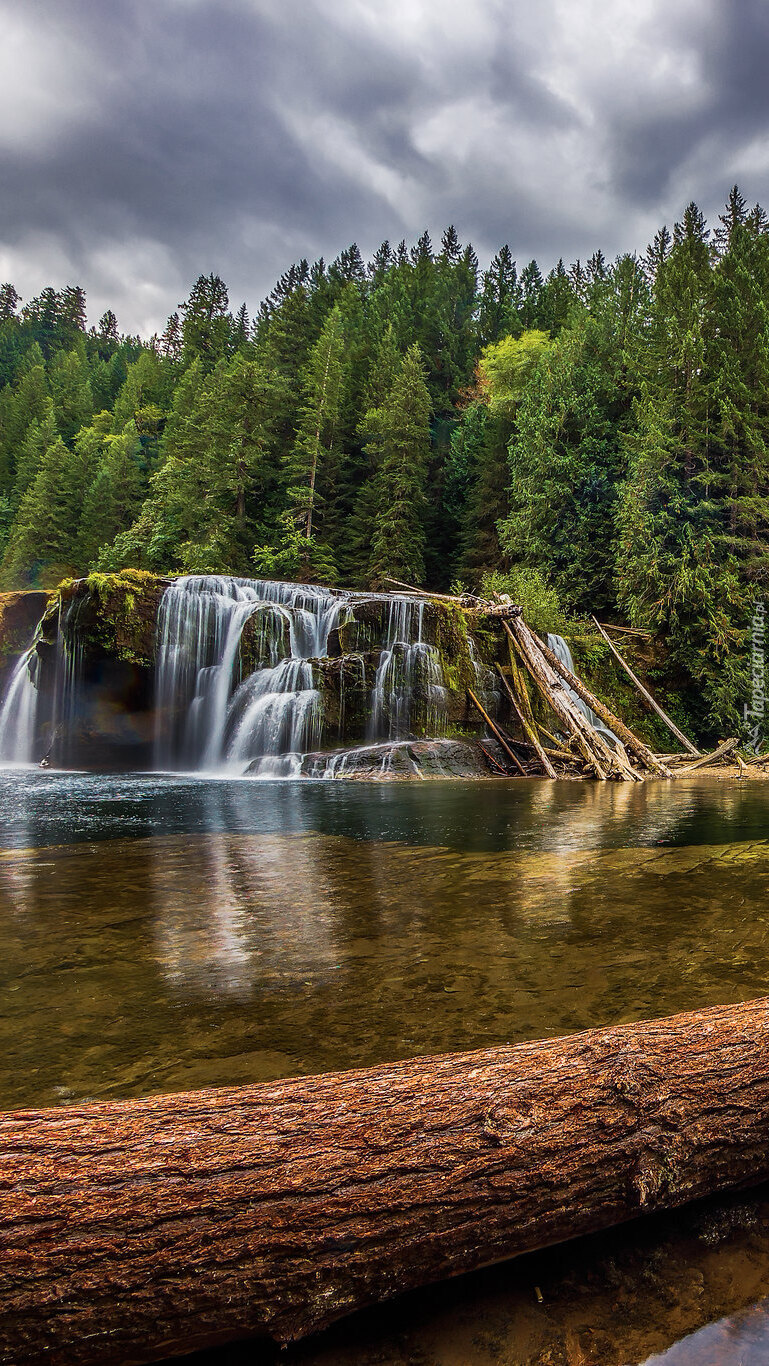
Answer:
[0,576,481,778]
[154,577,459,776]
[547,633,619,747]
[154,576,350,775]
[369,598,447,740]
[0,649,38,764]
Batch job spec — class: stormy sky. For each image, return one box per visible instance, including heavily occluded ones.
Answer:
[2,0,769,336]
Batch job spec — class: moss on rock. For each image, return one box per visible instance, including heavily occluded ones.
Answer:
[51,570,167,668]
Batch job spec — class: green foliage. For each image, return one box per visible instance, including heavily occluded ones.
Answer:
[478,329,552,416]
[479,567,569,634]
[366,344,432,587]
[252,510,338,585]
[0,202,767,741]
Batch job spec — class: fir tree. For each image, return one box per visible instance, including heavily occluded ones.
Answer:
[367,344,432,586]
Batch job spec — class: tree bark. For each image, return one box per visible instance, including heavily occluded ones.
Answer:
[504,619,640,781]
[467,687,526,775]
[535,634,673,779]
[494,663,557,777]
[4,998,769,1363]
[676,736,739,773]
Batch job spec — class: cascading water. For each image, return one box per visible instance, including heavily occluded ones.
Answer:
[369,598,448,741]
[0,575,488,777]
[154,576,350,776]
[0,648,39,764]
[546,633,619,747]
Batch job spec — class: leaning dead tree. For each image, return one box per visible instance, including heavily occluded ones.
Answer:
[4,996,769,1364]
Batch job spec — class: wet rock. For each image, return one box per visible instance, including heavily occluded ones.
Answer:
[300,739,496,780]
[0,590,50,691]
[238,604,291,676]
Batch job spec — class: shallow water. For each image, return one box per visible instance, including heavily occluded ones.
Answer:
[3,768,769,1364]
[2,771,769,1110]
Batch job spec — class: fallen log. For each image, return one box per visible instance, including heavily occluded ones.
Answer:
[591,617,699,756]
[594,621,653,638]
[504,619,640,781]
[468,687,526,775]
[675,736,739,774]
[509,736,578,764]
[535,635,673,779]
[5,997,769,1364]
[494,664,557,777]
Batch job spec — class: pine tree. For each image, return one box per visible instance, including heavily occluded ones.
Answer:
[179,274,231,370]
[0,284,20,321]
[343,325,402,581]
[367,344,432,586]
[0,347,50,489]
[98,310,119,344]
[501,316,628,612]
[160,312,183,362]
[49,342,94,443]
[59,285,87,336]
[1,432,93,587]
[478,247,521,345]
[284,305,346,544]
[78,424,145,565]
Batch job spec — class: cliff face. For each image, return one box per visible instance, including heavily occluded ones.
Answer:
[30,572,167,769]
[0,591,50,691]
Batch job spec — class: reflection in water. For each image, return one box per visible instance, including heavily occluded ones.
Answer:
[2,819,769,1109]
[2,768,769,855]
[153,834,340,1000]
[642,1298,769,1365]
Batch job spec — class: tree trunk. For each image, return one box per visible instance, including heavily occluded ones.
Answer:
[4,998,769,1363]
[504,619,641,781]
[535,634,673,779]
[591,616,699,756]
[494,664,557,777]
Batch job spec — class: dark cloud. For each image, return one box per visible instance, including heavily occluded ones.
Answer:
[1,0,769,333]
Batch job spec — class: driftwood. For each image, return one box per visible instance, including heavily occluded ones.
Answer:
[5,998,769,1363]
[504,635,564,762]
[494,664,557,778]
[510,736,578,764]
[676,737,739,774]
[504,619,641,782]
[382,578,479,607]
[592,617,699,756]
[468,688,526,775]
[536,636,673,780]
[594,622,653,639]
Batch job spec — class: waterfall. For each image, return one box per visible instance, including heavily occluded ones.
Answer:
[369,598,447,741]
[0,648,39,764]
[546,634,618,747]
[154,576,349,775]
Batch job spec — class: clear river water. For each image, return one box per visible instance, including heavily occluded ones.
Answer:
[3,766,769,1365]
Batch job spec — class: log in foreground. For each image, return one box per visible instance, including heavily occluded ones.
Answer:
[4,998,769,1364]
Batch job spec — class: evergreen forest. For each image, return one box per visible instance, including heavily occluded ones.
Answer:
[1,186,768,739]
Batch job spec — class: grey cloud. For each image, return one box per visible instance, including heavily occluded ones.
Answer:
[1,0,769,333]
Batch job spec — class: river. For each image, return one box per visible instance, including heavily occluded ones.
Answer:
[3,768,769,1363]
